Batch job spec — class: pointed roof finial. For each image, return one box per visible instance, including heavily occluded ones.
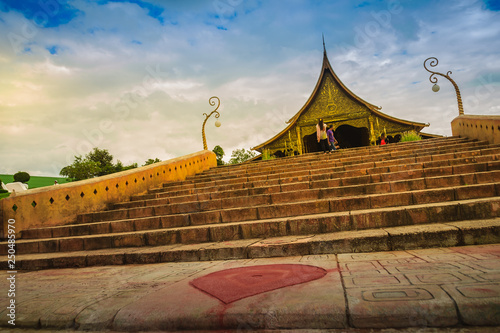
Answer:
[322,33,326,55]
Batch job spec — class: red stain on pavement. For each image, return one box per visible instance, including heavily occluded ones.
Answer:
[217,303,233,328]
[190,264,327,304]
[470,287,497,296]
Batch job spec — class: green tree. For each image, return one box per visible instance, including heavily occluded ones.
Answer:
[13,171,30,183]
[86,148,115,176]
[143,158,161,166]
[127,163,138,170]
[228,148,257,165]
[114,160,124,173]
[60,156,101,181]
[213,145,225,166]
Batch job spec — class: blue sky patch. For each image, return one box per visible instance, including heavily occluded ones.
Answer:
[0,0,81,28]
[88,27,105,35]
[46,45,59,55]
[354,1,371,8]
[483,0,500,10]
[97,0,165,24]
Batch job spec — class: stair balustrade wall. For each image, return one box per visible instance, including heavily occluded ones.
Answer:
[0,150,217,239]
[452,115,500,145]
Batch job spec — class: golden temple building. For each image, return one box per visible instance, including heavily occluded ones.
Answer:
[252,47,437,158]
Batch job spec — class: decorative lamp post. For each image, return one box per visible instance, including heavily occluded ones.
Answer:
[423,57,464,116]
[202,96,221,150]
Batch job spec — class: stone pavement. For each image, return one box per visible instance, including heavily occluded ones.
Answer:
[0,244,499,332]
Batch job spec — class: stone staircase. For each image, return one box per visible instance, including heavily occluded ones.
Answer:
[2,136,500,270]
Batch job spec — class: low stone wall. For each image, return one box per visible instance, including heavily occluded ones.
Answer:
[451,115,500,144]
[0,150,216,239]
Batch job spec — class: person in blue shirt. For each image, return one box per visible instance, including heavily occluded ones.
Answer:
[327,125,338,152]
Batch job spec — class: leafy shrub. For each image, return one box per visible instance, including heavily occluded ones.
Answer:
[143,158,161,166]
[0,189,8,194]
[61,148,141,181]
[400,131,422,142]
[229,148,257,164]
[213,145,225,166]
[60,156,100,181]
[13,171,30,183]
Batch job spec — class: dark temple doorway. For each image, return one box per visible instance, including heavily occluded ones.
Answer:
[334,125,369,149]
[302,125,370,153]
[302,132,319,153]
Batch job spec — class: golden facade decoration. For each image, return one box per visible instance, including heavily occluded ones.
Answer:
[253,49,430,157]
[296,74,371,128]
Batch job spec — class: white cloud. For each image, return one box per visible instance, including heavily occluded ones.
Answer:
[32,60,73,75]
[0,0,499,176]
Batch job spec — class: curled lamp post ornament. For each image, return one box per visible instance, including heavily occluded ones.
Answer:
[202,96,221,150]
[423,57,464,116]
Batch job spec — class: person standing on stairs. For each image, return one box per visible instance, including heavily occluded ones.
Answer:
[327,124,338,151]
[316,118,329,154]
[377,133,388,145]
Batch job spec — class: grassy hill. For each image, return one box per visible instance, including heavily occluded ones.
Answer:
[0,175,69,199]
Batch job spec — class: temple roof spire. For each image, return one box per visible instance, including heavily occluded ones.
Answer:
[322,33,326,55]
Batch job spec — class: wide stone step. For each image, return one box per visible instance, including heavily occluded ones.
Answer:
[79,161,500,224]
[151,144,499,195]
[23,168,500,242]
[154,138,473,187]
[199,137,471,174]
[116,159,500,211]
[3,218,499,270]
[196,138,492,178]
[5,196,500,256]
[161,140,491,189]
[128,148,500,206]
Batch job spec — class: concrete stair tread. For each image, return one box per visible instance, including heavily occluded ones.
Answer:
[194,137,479,175]
[13,182,500,244]
[19,182,500,242]
[154,143,496,192]
[76,180,500,227]
[3,218,499,270]
[5,196,500,257]
[203,139,491,171]
[144,152,500,199]
[115,169,500,211]
[92,162,500,221]
[159,140,489,182]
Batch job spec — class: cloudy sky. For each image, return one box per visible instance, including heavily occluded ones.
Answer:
[1,0,499,176]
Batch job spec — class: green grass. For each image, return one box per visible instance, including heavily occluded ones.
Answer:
[0,174,70,200]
